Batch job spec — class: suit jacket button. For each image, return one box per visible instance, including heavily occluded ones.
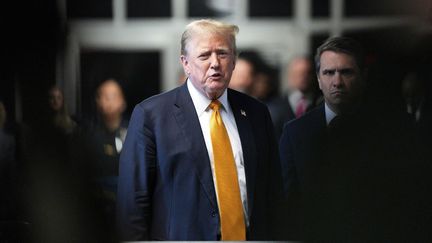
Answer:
[211,211,217,217]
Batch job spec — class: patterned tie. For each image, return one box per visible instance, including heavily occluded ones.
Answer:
[209,100,246,241]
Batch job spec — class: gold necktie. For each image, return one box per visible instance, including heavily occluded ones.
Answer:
[209,100,246,241]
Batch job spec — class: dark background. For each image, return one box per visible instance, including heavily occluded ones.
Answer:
[1,0,431,242]
[79,51,161,120]
[2,0,430,127]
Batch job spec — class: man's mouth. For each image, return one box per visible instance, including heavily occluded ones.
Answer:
[210,73,222,79]
[331,90,346,95]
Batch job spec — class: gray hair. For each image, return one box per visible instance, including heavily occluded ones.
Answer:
[180,19,239,56]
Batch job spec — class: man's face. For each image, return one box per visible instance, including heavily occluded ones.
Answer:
[288,58,313,93]
[181,33,236,99]
[97,81,125,118]
[317,51,363,113]
[49,88,64,112]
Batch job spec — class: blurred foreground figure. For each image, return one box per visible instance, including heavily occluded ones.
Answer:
[117,19,281,241]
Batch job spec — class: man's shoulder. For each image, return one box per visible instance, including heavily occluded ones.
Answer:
[227,88,267,110]
[284,104,325,132]
[135,86,183,110]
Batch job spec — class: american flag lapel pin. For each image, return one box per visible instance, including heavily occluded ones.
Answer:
[240,109,247,117]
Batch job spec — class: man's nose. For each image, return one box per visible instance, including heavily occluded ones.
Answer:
[210,53,220,69]
[332,72,343,87]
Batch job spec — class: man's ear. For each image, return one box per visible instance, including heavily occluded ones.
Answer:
[317,75,323,89]
[180,55,189,75]
[180,55,187,66]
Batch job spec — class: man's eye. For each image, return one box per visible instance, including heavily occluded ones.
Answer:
[340,69,355,76]
[198,54,209,60]
[323,70,335,75]
[218,52,228,58]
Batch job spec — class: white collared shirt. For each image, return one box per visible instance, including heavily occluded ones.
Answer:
[325,102,338,126]
[187,80,249,226]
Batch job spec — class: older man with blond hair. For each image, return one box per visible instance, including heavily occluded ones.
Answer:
[117,19,281,241]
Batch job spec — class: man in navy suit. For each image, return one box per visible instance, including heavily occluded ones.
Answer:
[279,37,389,241]
[279,36,423,241]
[117,19,280,241]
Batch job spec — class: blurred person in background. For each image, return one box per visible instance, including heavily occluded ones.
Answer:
[285,56,322,119]
[248,63,288,140]
[400,69,432,200]
[0,101,15,177]
[270,56,323,139]
[82,79,128,224]
[229,51,287,139]
[250,71,274,100]
[401,70,431,126]
[228,51,262,94]
[0,101,23,242]
[47,86,77,135]
[86,79,128,177]
[0,101,17,221]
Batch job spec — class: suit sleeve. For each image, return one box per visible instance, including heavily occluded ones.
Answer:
[264,106,283,200]
[262,106,286,240]
[117,104,156,241]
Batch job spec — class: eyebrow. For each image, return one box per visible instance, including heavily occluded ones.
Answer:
[322,67,355,72]
[199,46,231,53]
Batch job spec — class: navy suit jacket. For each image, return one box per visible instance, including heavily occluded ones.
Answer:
[278,103,419,241]
[279,104,327,197]
[117,83,280,241]
[269,93,322,142]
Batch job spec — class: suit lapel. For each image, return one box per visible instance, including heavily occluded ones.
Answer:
[309,104,327,136]
[302,104,327,170]
[228,90,257,219]
[172,84,217,209]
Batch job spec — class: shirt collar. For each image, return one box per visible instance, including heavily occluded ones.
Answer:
[324,102,338,126]
[187,79,229,116]
[288,90,313,106]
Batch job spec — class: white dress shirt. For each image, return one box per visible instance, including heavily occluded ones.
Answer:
[325,102,338,126]
[187,80,249,226]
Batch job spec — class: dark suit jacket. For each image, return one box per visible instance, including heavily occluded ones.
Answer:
[279,104,326,197]
[279,103,423,241]
[269,93,322,141]
[117,83,280,241]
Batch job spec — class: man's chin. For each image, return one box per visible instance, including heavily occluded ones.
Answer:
[205,88,226,99]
